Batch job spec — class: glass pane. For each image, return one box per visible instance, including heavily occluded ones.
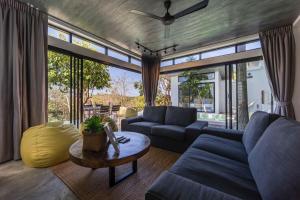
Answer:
[192,83,215,113]
[174,54,200,64]
[131,57,141,66]
[171,66,226,128]
[48,26,70,42]
[72,36,105,54]
[201,46,235,59]
[96,67,144,110]
[161,60,173,67]
[246,40,261,50]
[234,60,272,130]
[155,75,172,106]
[108,49,129,62]
[48,51,70,122]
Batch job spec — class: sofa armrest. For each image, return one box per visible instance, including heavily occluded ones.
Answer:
[121,116,143,131]
[186,121,208,142]
[146,171,241,200]
[201,127,244,141]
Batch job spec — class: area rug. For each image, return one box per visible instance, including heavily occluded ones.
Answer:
[51,147,180,200]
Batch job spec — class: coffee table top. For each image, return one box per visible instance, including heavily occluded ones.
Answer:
[69,131,151,168]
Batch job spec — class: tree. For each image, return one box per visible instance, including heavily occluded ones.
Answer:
[236,63,249,130]
[156,75,171,106]
[109,73,131,105]
[134,75,171,106]
[48,51,111,105]
[179,71,213,110]
[134,81,144,96]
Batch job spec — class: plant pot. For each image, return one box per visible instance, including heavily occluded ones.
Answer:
[82,131,107,152]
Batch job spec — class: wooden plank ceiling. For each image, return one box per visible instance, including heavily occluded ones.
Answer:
[20,0,300,56]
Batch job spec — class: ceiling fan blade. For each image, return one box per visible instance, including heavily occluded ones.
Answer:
[130,10,163,21]
[174,0,209,19]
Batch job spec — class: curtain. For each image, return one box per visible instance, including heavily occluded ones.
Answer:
[0,0,48,162]
[142,54,161,106]
[259,25,296,119]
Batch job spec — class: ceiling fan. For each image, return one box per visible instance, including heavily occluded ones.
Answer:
[130,0,209,26]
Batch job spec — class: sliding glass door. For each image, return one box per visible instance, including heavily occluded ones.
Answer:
[172,59,273,130]
[48,50,84,127]
[225,60,273,130]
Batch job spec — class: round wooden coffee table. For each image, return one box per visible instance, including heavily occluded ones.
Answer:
[69,131,150,187]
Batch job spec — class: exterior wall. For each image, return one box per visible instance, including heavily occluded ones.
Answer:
[171,76,179,106]
[246,66,272,113]
[293,17,300,121]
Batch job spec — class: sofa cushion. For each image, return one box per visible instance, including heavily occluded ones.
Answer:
[146,171,242,200]
[170,147,261,199]
[126,121,161,135]
[165,106,197,127]
[192,134,248,163]
[151,125,186,141]
[143,106,167,124]
[248,118,300,200]
[242,111,279,154]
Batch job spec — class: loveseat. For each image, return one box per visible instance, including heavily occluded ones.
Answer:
[121,106,208,153]
[146,111,300,200]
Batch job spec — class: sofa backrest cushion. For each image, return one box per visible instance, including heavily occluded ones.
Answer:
[242,111,279,154]
[248,118,300,200]
[143,106,167,124]
[165,106,197,127]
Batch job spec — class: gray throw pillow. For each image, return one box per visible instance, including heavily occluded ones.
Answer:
[242,111,279,154]
[248,118,300,200]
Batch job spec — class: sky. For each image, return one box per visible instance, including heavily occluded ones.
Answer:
[98,66,141,97]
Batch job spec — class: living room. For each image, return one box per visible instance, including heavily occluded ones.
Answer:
[1,0,300,200]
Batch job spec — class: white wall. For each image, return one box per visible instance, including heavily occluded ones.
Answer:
[293,16,300,121]
[171,76,179,106]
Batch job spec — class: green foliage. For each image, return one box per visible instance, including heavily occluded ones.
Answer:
[134,81,144,96]
[134,75,171,106]
[84,116,104,133]
[179,71,212,99]
[48,51,111,104]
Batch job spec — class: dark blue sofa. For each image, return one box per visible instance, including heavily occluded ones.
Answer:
[146,111,300,200]
[121,106,208,153]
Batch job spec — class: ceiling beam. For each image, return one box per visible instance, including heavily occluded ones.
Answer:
[160,49,263,73]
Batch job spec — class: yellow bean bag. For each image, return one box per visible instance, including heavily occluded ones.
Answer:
[21,121,80,168]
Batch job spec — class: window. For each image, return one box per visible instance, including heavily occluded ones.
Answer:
[108,49,129,62]
[72,36,105,54]
[161,60,173,67]
[245,40,261,51]
[48,26,70,42]
[201,46,236,59]
[178,72,215,113]
[131,57,141,66]
[237,40,261,52]
[193,83,215,113]
[174,54,200,64]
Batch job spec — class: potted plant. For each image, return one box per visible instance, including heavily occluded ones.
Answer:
[82,116,107,152]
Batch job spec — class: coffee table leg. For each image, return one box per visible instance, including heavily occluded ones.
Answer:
[109,160,138,187]
[132,160,137,173]
[109,167,116,187]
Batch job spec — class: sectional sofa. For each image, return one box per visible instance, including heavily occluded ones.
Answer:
[121,106,208,153]
[146,111,300,200]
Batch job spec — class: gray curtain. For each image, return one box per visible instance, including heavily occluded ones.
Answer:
[259,25,296,119]
[0,0,48,163]
[142,54,161,106]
